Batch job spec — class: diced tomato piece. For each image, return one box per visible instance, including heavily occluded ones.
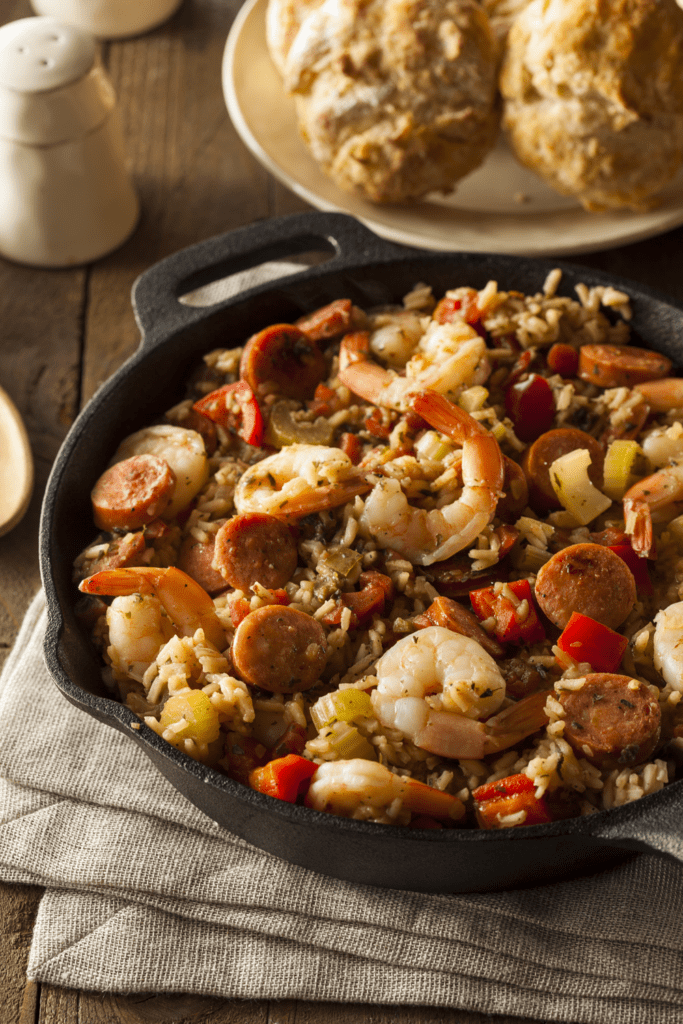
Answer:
[339,432,363,464]
[608,543,653,595]
[228,594,251,627]
[556,612,628,673]
[271,723,308,759]
[505,373,556,442]
[249,754,318,803]
[473,773,552,829]
[322,583,387,628]
[193,381,264,446]
[358,570,395,603]
[220,734,268,786]
[547,343,579,377]
[364,407,392,439]
[469,578,545,645]
[308,383,339,418]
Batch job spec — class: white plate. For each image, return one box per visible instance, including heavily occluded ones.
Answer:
[223,0,683,257]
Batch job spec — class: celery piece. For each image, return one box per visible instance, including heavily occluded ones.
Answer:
[328,722,376,760]
[311,689,373,731]
[549,449,612,526]
[159,690,220,744]
[414,430,454,463]
[603,440,645,500]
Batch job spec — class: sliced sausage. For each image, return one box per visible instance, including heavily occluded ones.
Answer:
[295,299,353,342]
[534,542,636,630]
[521,428,604,514]
[213,513,298,591]
[240,323,326,400]
[558,673,661,770]
[497,456,529,521]
[422,595,505,659]
[578,344,672,388]
[177,521,229,596]
[73,530,147,583]
[91,454,175,531]
[232,604,328,692]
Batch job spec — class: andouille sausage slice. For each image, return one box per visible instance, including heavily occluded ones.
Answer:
[232,604,328,693]
[177,520,229,596]
[558,673,660,770]
[213,512,298,591]
[240,324,326,400]
[521,428,604,514]
[534,543,636,630]
[578,344,672,388]
[91,454,175,531]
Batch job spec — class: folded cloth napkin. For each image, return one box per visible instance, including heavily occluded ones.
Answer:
[1,593,682,1021]
[2,260,683,1022]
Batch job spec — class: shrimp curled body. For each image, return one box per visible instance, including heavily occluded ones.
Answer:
[360,390,504,565]
[234,443,369,519]
[372,627,549,761]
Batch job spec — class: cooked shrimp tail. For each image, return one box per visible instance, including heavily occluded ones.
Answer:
[481,688,553,756]
[623,459,683,555]
[79,565,226,651]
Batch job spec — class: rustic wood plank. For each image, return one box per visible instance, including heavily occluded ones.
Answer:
[0,881,43,1024]
[38,988,270,1023]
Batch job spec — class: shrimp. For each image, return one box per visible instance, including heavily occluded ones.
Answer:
[233,443,370,519]
[79,565,226,652]
[635,378,683,413]
[624,459,683,556]
[371,627,549,761]
[359,390,504,565]
[338,319,490,412]
[113,424,209,518]
[305,758,466,823]
[105,593,176,682]
[653,601,683,692]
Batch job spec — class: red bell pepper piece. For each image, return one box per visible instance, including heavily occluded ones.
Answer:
[473,773,552,829]
[469,578,545,645]
[249,754,318,803]
[556,611,628,673]
[193,381,263,446]
[321,582,388,628]
[608,543,653,595]
[504,373,555,442]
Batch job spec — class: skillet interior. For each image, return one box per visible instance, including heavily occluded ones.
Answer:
[40,211,683,892]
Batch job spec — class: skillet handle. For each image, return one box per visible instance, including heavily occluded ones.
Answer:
[131,212,412,349]
[589,784,683,863]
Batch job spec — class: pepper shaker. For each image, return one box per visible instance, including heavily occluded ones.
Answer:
[0,17,139,267]
[29,0,184,39]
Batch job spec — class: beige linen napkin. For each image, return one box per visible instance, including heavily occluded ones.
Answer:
[1,591,683,1022]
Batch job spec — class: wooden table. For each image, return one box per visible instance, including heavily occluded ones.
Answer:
[2,0,683,1020]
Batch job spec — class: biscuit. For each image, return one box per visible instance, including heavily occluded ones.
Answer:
[268,0,499,204]
[500,0,683,211]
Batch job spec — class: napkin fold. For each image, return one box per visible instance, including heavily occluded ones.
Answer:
[2,260,683,1021]
[1,592,683,1022]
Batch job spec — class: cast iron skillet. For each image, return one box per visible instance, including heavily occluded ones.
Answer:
[40,211,683,893]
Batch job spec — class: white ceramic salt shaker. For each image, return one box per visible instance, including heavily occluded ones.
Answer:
[29,0,184,40]
[0,17,140,267]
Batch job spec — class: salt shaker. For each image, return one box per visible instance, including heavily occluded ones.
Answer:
[0,17,139,267]
[29,0,184,40]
